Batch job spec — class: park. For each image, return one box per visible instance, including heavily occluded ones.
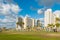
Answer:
[0,31,60,40]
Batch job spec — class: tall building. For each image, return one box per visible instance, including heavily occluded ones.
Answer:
[44,9,54,27]
[37,19,41,27]
[24,15,35,29]
[44,9,60,27]
[52,14,56,25]
[32,18,35,27]
[16,17,24,30]
[24,15,31,29]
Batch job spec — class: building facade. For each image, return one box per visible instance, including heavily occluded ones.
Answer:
[37,19,41,27]
[44,9,60,27]
[44,9,54,27]
[16,17,24,30]
[24,16,35,29]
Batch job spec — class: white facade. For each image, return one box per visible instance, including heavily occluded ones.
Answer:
[44,9,54,27]
[16,17,24,30]
[32,18,35,27]
[44,9,60,27]
[37,19,41,27]
[24,16,28,29]
[52,14,56,24]
[24,16,31,29]
[24,16,35,29]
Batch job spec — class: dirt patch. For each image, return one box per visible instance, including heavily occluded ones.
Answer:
[46,33,60,37]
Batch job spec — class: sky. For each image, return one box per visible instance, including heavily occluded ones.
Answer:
[0,0,60,28]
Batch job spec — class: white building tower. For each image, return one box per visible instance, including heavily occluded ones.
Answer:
[32,18,35,27]
[44,9,53,27]
[24,15,35,29]
[16,17,24,31]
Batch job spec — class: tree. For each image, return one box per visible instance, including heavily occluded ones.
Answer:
[16,22,24,28]
[56,18,60,21]
[55,17,60,23]
[55,17,60,27]
[2,27,6,31]
[16,22,19,28]
[48,24,54,27]
[55,23,60,27]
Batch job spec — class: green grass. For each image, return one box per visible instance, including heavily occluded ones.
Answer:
[0,31,60,40]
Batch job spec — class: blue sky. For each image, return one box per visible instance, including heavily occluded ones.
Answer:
[14,0,44,19]
[14,0,60,18]
[0,0,60,28]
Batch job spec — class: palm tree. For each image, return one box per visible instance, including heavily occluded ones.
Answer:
[48,24,54,27]
[54,18,60,32]
[55,17,60,27]
[2,27,6,31]
[55,17,60,23]
[16,22,19,28]
[53,23,60,32]
[56,17,60,21]
[16,22,24,29]
[55,23,60,27]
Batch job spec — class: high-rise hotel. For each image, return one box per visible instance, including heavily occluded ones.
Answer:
[44,9,53,27]
[44,9,60,27]
[16,15,36,30]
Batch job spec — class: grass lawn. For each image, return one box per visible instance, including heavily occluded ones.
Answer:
[0,31,60,40]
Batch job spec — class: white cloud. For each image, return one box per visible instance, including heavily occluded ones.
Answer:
[25,14,30,17]
[53,10,60,17]
[36,0,60,7]
[53,10,60,14]
[0,4,18,23]
[0,19,2,22]
[37,9,43,14]
[2,19,10,22]
[37,7,46,14]
[0,0,21,28]
[2,4,11,14]
[0,3,20,25]
[0,18,15,23]
[11,4,22,14]
[39,18,44,21]
[0,3,22,22]
[0,3,22,15]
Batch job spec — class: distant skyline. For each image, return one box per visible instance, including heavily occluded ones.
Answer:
[0,0,60,28]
